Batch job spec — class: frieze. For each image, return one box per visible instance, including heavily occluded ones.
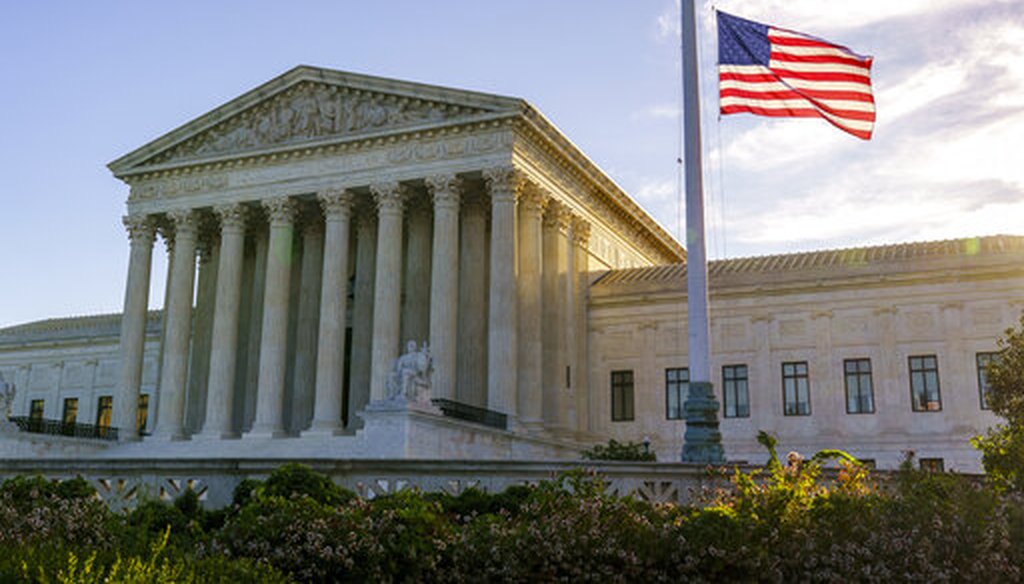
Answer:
[131,174,229,201]
[145,82,481,165]
[129,128,513,204]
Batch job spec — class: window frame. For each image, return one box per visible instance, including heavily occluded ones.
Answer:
[665,367,689,420]
[62,397,79,425]
[95,395,113,429]
[137,394,150,433]
[29,399,45,422]
[909,355,942,412]
[843,358,875,414]
[976,352,999,410]
[782,361,811,416]
[722,364,750,418]
[610,370,635,422]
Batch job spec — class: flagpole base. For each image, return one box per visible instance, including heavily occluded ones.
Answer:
[681,381,726,464]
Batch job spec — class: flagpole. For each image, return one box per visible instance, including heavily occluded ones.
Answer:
[680,0,724,463]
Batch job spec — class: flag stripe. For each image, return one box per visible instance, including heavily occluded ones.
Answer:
[721,65,873,84]
[769,60,871,76]
[720,77,873,94]
[721,95,876,120]
[718,11,875,140]
[720,86,876,105]
[769,52,870,69]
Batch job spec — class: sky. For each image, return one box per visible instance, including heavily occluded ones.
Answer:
[0,0,1021,327]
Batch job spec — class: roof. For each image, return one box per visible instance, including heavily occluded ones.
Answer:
[0,311,162,347]
[593,235,1024,288]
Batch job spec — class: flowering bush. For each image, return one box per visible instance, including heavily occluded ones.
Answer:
[3,459,1024,582]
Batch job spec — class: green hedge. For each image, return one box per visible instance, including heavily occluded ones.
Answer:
[2,459,1023,582]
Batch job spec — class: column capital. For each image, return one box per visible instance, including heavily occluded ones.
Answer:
[317,188,356,218]
[461,192,489,215]
[214,203,249,231]
[370,181,407,214]
[425,174,463,209]
[570,216,591,247]
[167,209,199,238]
[262,197,298,225]
[543,200,572,231]
[520,184,549,214]
[123,214,157,244]
[157,222,175,252]
[482,166,526,202]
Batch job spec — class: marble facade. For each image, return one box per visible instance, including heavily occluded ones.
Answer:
[1,67,1021,472]
[101,66,678,449]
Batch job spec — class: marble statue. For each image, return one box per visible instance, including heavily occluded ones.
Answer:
[386,341,433,405]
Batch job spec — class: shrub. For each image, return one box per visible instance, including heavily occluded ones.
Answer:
[581,438,656,461]
[262,462,356,506]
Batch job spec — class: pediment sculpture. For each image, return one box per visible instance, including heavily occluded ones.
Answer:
[146,81,480,164]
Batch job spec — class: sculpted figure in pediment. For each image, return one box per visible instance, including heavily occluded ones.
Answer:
[153,82,469,164]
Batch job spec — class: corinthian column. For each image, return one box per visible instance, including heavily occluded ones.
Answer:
[153,209,199,441]
[306,188,355,435]
[483,167,522,418]
[517,184,547,427]
[247,197,297,438]
[456,195,488,407]
[348,207,376,427]
[113,214,156,440]
[369,182,406,402]
[571,217,592,433]
[426,174,462,400]
[197,204,248,439]
[542,201,569,431]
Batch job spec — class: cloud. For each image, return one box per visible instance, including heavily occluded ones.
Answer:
[712,0,1011,33]
[632,104,681,121]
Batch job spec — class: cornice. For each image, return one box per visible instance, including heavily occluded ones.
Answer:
[109,65,526,176]
[120,115,519,183]
[513,105,684,263]
[510,116,683,265]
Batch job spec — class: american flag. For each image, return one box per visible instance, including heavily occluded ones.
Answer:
[717,11,875,140]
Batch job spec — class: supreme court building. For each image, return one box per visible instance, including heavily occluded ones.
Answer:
[1,66,1022,478]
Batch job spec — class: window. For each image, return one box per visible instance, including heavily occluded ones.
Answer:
[29,399,45,422]
[611,370,634,421]
[95,396,113,430]
[722,364,750,418]
[782,361,811,416]
[920,458,944,472]
[137,394,150,432]
[62,398,78,425]
[977,352,999,410]
[665,368,688,420]
[844,358,875,414]
[909,355,941,411]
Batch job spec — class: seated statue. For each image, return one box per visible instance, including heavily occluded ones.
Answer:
[386,341,433,405]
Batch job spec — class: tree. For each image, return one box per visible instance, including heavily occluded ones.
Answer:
[986,313,1024,425]
[973,313,1024,491]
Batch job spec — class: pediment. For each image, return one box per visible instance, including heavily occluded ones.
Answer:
[110,66,524,177]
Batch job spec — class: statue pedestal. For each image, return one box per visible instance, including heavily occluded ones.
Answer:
[356,398,580,460]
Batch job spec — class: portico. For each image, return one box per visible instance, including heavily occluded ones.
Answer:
[106,66,682,445]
